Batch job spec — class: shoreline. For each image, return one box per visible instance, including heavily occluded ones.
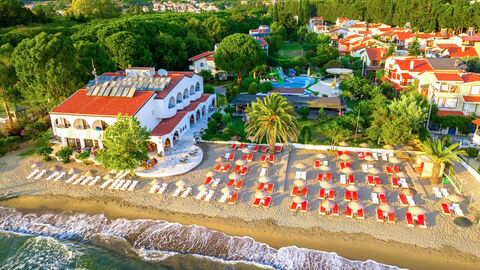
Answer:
[1,194,479,270]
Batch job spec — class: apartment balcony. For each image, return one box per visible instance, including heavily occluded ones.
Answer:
[74,128,93,139]
[92,129,104,140]
[55,126,74,137]
[432,84,458,94]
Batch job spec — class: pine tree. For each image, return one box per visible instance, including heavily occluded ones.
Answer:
[408,36,421,56]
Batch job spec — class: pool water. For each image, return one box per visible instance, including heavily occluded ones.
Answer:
[272,76,315,88]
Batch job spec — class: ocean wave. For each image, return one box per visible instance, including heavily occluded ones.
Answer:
[0,207,404,270]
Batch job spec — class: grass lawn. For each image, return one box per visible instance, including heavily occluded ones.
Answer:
[280,42,305,58]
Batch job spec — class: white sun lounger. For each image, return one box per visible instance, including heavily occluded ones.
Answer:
[204,190,215,201]
[260,168,267,177]
[372,153,379,160]
[381,154,388,161]
[65,174,78,183]
[114,180,126,190]
[128,181,138,191]
[88,176,101,186]
[108,179,120,189]
[157,183,168,194]
[399,178,408,188]
[34,170,47,180]
[371,192,379,204]
[322,160,328,166]
[120,180,131,190]
[149,185,160,193]
[46,171,60,181]
[219,193,229,203]
[441,188,449,198]
[295,171,301,179]
[452,203,464,216]
[119,171,129,179]
[114,170,124,178]
[211,178,221,188]
[72,175,85,185]
[100,179,114,189]
[302,171,307,180]
[81,176,93,185]
[27,169,40,179]
[340,174,346,185]
[172,186,183,197]
[53,172,66,182]
[362,164,368,173]
[196,190,207,200]
[181,187,192,197]
[406,196,415,206]
[432,187,443,198]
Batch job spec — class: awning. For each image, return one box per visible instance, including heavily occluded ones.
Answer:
[463,96,480,103]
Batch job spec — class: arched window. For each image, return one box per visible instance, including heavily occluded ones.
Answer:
[92,120,109,131]
[183,88,189,99]
[73,119,90,130]
[190,85,195,95]
[176,92,183,104]
[168,96,176,109]
[55,118,71,128]
[195,82,200,92]
[200,63,204,67]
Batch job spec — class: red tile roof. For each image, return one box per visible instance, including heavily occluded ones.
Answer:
[436,43,458,49]
[437,110,465,116]
[270,87,305,94]
[446,47,478,57]
[51,89,155,117]
[462,73,480,83]
[400,73,412,79]
[365,47,388,61]
[154,71,195,99]
[151,94,212,136]
[396,58,433,72]
[188,51,214,61]
[463,96,480,103]
[434,73,463,82]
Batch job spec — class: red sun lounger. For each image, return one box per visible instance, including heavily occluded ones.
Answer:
[357,208,365,219]
[291,186,299,196]
[319,189,326,199]
[242,154,248,161]
[385,166,393,174]
[346,206,353,218]
[345,151,350,155]
[267,183,274,193]
[379,193,387,204]
[261,145,267,152]
[337,151,343,156]
[344,190,352,201]
[441,203,451,215]
[290,202,298,211]
[253,145,259,152]
[204,177,212,185]
[228,153,235,162]
[229,193,238,204]
[398,194,408,207]
[374,177,382,186]
[276,145,282,153]
[340,163,346,170]
[253,198,261,207]
[314,160,321,168]
[367,175,374,186]
[376,209,384,222]
[348,175,355,184]
[235,180,243,190]
[247,153,253,162]
[326,173,332,181]
[317,173,323,182]
[300,201,308,212]
[352,191,358,201]
[231,144,237,150]
[358,152,364,159]
[227,179,235,186]
[393,165,400,174]
[268,155,274,163]
[328,190,335,200]
[391,177,399,188]
[319,206,327,215]
[257,182,265,191]
[263,196,271,208]
[233,165,241,174]
[301,187,308,196]
[222,164,231,172]
[387,212,395,224]
[405,212,414,227]
[260,155,267,162]
[418,214,427,228]
[332,204,339,216]
[238,143,245,150]
[240,166,248,175]
[213,164,222,171]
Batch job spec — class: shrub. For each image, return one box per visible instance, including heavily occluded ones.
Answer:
[0,136,21,156]
[297,107,310,119]
[248,82,258,95]
[224,106,235,114]
[241,77,259,89]
[211,112,222,122]
[465,147,479,158]
[206,120,219,134]
[221,113,231,126]
[258,82,273,93]
[75,150,91,161]
[201,134,214,140]
[199,69,213,81]
[36,146,53,161]
[55,146,73,163]
[300,125,312,144]
[204,85,215,94]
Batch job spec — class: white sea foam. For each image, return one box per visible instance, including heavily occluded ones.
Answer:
[0,207,405,270]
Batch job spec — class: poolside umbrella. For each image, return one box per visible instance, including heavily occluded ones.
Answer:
[341,167,353,174]
[242,148,252,154]
[261,162,272,168]
[294,179,306,187]
[104,173,115,180]
[293,196,306,204]
[383,144,395,150]
[368,167,380,175]
[359,143,370,148]
[448,194,464,202]
[221,186,234,194]
[408,206,427,216]
[255,191,268,199]
[319,165,330,172]
[348,201,364,211]
[150,179,161,185]
[316,153,327,159]
[396,171,408,178]
[346,184,358,191]
[229,173,240,180]
[339,154,351,161]
[389,156,401,164]
[379,204,395,213]
[321,199,334,210]
[295,162,307,170]
[206,171,216,177]
[373,186,387,194]
[176,179,187,187]
[31,162,43,168]
[401,187,417,196]
[68,167,81,175]
[235,159,246,166]
[364,155,374,162]
[198,184,210,192]
[215,157,223,163]
[339,141,349,147]
[49,165,62,171]
[84,170,94,177]
[320,181,333,189]
[258,176,271,183]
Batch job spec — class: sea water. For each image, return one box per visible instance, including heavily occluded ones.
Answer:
[0,207,403,270]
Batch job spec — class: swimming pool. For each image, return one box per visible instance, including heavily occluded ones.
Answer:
[272,76,315,88]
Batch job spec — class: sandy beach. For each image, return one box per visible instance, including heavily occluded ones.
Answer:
[0,142,479,270]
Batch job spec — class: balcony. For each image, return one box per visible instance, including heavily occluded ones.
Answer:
[74,128,93,139]
[55,126,73,137]
[92,129,104,140]
[473,133,480,145]
[433,83,457,94]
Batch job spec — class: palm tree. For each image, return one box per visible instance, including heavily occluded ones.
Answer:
[418,137,466,186]
[245,93,299,153]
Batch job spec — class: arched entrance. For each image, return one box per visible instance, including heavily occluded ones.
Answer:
[146,141,158,153]
[202,105,206,116]
[196,110,201,121]
[164,138,171,151]
[173,131,180,142]
[190,114,195,125]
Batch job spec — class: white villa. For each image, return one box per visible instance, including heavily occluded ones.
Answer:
[50,67,216,155]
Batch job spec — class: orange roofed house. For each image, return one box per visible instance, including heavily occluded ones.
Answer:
[50,67,216,155]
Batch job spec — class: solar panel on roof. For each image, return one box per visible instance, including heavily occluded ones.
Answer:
[86,85,96,95]
[97,84,109,96]
[126,87,136,97]
[109,87,120,96]
[115,87,124,96]
[119,87,129,97]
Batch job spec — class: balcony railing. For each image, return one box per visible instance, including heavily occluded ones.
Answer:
[55,126,73,137]
[74,128,93,139]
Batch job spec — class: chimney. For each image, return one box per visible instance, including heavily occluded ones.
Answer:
[410,60,414,70]
[455,59,459,67]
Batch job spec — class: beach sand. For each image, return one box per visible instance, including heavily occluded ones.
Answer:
[0,142,479,270]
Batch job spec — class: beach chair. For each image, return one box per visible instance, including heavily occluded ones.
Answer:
[260,155,267,162]
[46,171,60,181]
[242,155,248,161]
[222,164,231,172]
[352,191,358,201]
[376,209,384,222]
[362,164,368,173]
[157,183,168,194]
[319,206,327,215]
[340,175,346,185]
[196,191,207,200]
[253,198,261,207]
[366,175,374,186]
[399,178,408,188]
[257,182,265,191]
[120,180,132,190]
[204,177,213,185]
[346,206,353,218]
[346,163,351,168]
[27,169,40,179]
[73,175,86,185]
[149,185,160,194]
[261,145,267,152]
[371,192,380,204]
[398,194,409,207]
[406,196,415,206]
[259,168,267,177]
[219,193,229,203]
[374,177,382,186]
[253,145,259,152]
[228,153,235,161]
[344,190,352,201]
[240,166,248,175]
[301,171,307,180]
[454,204,464,216]
[326,173,332,181]
[301,187,308,196]
[387,212,395,224]
[204,190,214,201]
[328,190,335,200]
[381,154,388,161]
[295,171,301,180]
[379,193,387,204]
[300,201,308,213]
[441,203,451,215]
[213,164,223,171]
[114,170,123,178]
[290,202,298,211]
[332,204,339,216]
[337,151,343,157]
[235,180,243,190]
[81,176,93,185]
[114,180,125,190]
[372,153,379,160]
[233,165,241,174]
[440,188,449,198]
[358,152,364,159]
[391,177,399,188]
[357,209,365,219]
[88,176,101,186]
[345,151,350,155]
[267,183,274,193]
[247,153,253,162]
[125,180,136,190]
[319,189,326,199]
[66,174,78,184]
[340,163,345,170]
[268,155,274,164]
[231,144,237,150]
[238,143,245,150]
[314,160,321,169]
[323,160,328,166]
[417,215,427,228]
[393,165,400,174]
[432,187,443,198]
[118,171,129,179]
[405,212,414,227]
[172,186,184,197]
[34,170,47,180]
[385,166,393,174]
[276,145,282,153]
[317,173,323,182]
[228,193,238,204]
[348,175,355,184]
[180,187,191,197]
[211,178,221,188]
[227,179,235,186]
[100,179,114,189]
[53,172,66,182]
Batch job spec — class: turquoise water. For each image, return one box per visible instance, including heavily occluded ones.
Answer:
[272,77,314,88]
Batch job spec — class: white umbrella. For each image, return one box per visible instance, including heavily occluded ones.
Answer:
[261,162,272,168]
[364,155,374,162]
[401,187,417,196]
[321,199,334,209]
[294,179,306,187]
[408,206,427,216]
[320,181,333,189]
[215,157,223,163]
[255,191,268,199]
[176,179,187,187]
[373,186,387,194]
[319,165,330,172]
[198,184,210,191]
[341,167,353,174]
[31,162,43,168]
[316,153,327,159]
[448,194,464,202]
[368,167,380,175]
[379,204,395,213]
[348,201,364,211]
[295,163,307,170]
[383,144,395,150]
[293,196,306,204]
[104,173,115,180]
[396,171,408,178]
[151,178,162,185]
[389,156,401,164]
[242,148,252,154]
[68,167,81,175]
[221,186,234,194]
[49,165,62,171]
[346,184,358,191]
[339,141,349,147]
[84,170,94,177]
[229,173,240,180]
[235,159,246,166]
[339,154,351,161]
[258,176,271,183]
[206,171,216,177]
[359,143,370,148]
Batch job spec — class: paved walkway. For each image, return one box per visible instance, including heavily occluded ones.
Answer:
[308,79,340,97]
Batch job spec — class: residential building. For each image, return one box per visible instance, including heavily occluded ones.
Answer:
[50,67,216,155]
[249,25,270,54]
[188,49,226,79]
[359,47,388,73]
